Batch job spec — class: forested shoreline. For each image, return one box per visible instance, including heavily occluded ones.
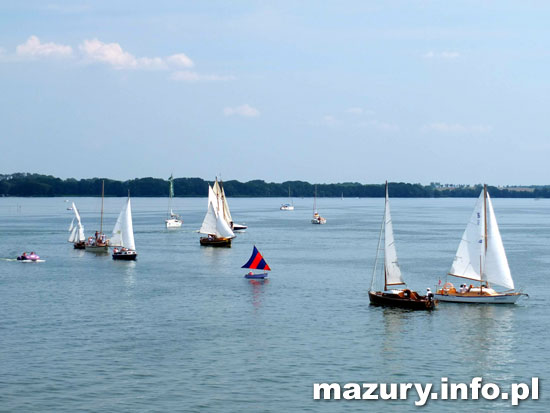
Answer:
[1,173,548,198]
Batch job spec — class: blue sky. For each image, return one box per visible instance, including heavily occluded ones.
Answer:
[1,1,549,185]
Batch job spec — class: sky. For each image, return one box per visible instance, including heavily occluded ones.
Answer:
[1,1,549,185]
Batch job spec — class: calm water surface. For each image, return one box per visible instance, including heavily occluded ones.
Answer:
[0,197,548,412]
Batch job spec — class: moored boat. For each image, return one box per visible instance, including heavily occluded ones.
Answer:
[369,182,436,310]
[311,185,326,224]
[280,186,295,210]
[165,174,183,228]
[435,185,527,304]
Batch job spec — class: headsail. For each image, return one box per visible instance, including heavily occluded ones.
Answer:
[68,218,74,232]
[484,194,514,289]
[242,246,271,270]
[384,183,405,287]
[111,197,136,250]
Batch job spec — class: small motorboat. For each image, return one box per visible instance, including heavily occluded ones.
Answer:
[17,253,45,263]
[242,246,271,279]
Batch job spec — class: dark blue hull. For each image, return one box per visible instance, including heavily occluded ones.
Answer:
[244,273,268,279]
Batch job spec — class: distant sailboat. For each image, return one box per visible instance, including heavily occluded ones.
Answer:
[311,185,326,224]
[85,180,109,253]
[68,202,86,249]
[368,182,436,310]
[212,178,247,231]
[199,185,235,247]
[242,246,271,279]
[435,185,527,303]
[111,193,137,260]
[165,174,183,228]
[280,186,294,210]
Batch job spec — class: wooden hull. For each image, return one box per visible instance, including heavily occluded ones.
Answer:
[200,237,232,247]
[368,291,437,310]
[85,244,109,253]
[73,242,85,250]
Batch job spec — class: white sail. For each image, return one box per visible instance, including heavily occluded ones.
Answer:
[449,192,485,282]
[216,212,235,238]
[212,179,233,224]
[68,218,74,232]
[484,194,514,289]
[70,203,86,243]
[111,197,136,250]
[384,185,405,286]
[200,186,219,235]
[68,226,77,242]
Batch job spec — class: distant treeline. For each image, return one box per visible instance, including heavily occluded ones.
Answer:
[1,173,549,198]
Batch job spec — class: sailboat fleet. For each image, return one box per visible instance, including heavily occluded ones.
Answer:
[58,177,528,308]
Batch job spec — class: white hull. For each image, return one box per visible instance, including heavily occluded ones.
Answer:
[435,293,522,304]
[233,223,247,231]
[280,205,294,211]
[19,260,45,263]
[165,219,183,228]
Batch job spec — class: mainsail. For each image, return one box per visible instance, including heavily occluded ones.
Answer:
[212,179,233,225]
[449,192,485,282]
[111,197,136,250]
[384,184,405,287]
[449,188,514,290]
[242,246,271,270]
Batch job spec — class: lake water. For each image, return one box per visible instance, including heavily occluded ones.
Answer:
[0,197,548,412]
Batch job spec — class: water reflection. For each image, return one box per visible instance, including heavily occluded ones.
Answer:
[445,304,516,381]
[247,278,269,310]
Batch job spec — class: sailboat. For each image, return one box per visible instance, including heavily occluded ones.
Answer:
[435,185,527,303]
[67,202,86,249]
[311,185,326,224]
[199,185,236,247]
[242,246,271,279]
[165,174,183,228]
[212,178,247,231]
[368,182,437,310]
[85,180,109,253]
[111,193,137,260]
[280,186,295,210]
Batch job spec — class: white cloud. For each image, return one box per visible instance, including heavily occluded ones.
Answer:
[170,71,235,82]
[423,122,492,133]
[223,104,260,117]
[361,119,399,131]
[322,115,337,125]
[423,50,460,59]
[166,54,194,68]
[346,107,375,116]
[79,39,194,70]
[16,35,73,58]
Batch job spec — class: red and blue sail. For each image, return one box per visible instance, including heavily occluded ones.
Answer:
[242,246,271,271]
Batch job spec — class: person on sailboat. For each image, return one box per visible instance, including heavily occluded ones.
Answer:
[426,288,434,302]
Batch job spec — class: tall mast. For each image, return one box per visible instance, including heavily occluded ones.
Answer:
[384,181,388,291]
[313,185,317,213]
[483,184,488,288]
[100,180,104,234]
